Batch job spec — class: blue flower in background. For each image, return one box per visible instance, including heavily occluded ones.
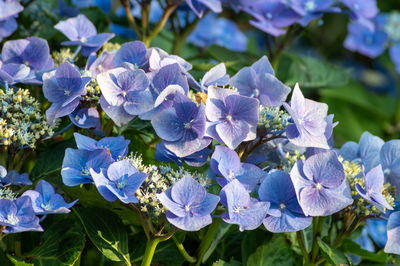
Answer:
[231,56,290,107]
[72,0,112,13]
[284,84,330,149]
[188,13,247,52]
[157,175,219,231]
[0,197,42,233]
[340,0,378,20]
[242,0,301,36]
[205,86,259,149]
[97,67,154,126]
[339,131,384,172]
[290,0,340,27]
[90,159,147,204]
[42,61,91,124]
[290,150,353,216]
[390,44,400,74]
[62,149,113,186]
[0,0,23,42]
[73,132,130,160]
[220,179,269,231]
[384,211,400,254]
[55,14,115,57]
[1,37,53,84]
[366,218,387,248]
[22,180,78,215]
[155,142,212,167]
[1,170,32,186]
[185,0,222,18]
[344,20,388,58]
[355,165,393,211]
[152,93,211,157]
[259,170,312,233]
[210,145,264,191]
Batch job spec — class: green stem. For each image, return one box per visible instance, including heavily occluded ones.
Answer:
[172,16,201,54]
[195,218,221,266]
[310,217,324,264]
[120,0,142,39]
[297,231,310,266]
[173,236,197,263]
[144,2,181,47]
[141,238,160,266]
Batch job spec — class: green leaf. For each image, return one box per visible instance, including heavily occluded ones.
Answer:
[30,139,76,181]
[6,255,32,266]
[23,218,84,265]
[339,239,388,263]
[74,207,131,264]
[278,53,350,89]
[241,229,272,264]
[246,235,296,266]
[212,259,242,266]
[317,238,351,265]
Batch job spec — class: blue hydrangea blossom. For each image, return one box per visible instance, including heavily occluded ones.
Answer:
[384,211,400,254]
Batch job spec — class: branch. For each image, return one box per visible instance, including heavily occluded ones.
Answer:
[120,0,142,39]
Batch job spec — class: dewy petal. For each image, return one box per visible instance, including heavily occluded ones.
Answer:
[303,151,345,188]
[384,211,400,255]
[166,211,212,231]
[21,37,52,71]
[171,175,206,207]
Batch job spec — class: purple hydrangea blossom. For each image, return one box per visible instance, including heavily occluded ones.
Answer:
[344,21,388,58]
[290,0,340,27]
[355,165,393,211]
[231,56,290,107]
[55,14,115,57]
[339,131,384,172]
[185,0,222,18]
[290,150,353,216]
[242,0,301,36]
[43,61,91,124]
[284,83,330,149]
[220,179,269,231]
[341,0,379,20]
[0,61,31,85]
[62,148,113,186]
[155,142,212,167]
[0,0,23,42]
[157,175,219,231]
[380,140,400,196]
[86,50,115,78]
[113,41,148,68]
[97,67,154,126]
[1,170,32,186]
[90,159,147,204]
[199,63,229,92]
[69,107,102,133]
[73,132,130,160]
[1,37,54,83]
[151,93,211,157]
[22,180,78,215]
[210,145,264,191]
[149,48,192,72]
[259,170,312,233]
[0,17,18,43]
[384,211,400,254]
[0,196,42,233]
[205,86,259,149]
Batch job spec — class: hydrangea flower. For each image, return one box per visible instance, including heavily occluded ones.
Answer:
[1,170,32,186]
[155,141,212,167]
[199,63,229,92]
[90,159,147,204]
[98,67,154,126]
[62,148,113,186]
[355,165,393,211]
[283,83,330,149]
[113,41,148,68]
[384,211,400,254]
[0,196,42,233]
[380,140,400,195]
[231,56,290,107]
[220,179,269,231]
[210,145,264,191]
[43,61,91,124]
[55,14,115,56]
[290,150,353,216]
[242,0,301,36]
[259,170,312,233]
[22,180,78,215]
[0,0,24,42]
[1,37,53,83]
[157,175,219,231]
[341,0,378,20]
[339,131,384,172]
[69,107,102,132]
[73,133,130,160]
[366,218,388,248]
[344,21,388,58]
[86,50,115,78]
[151,93,211,157]
[290,0,340,27]
[0,61,31,85]
[185,0,222,18]
[205,86,259,149]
